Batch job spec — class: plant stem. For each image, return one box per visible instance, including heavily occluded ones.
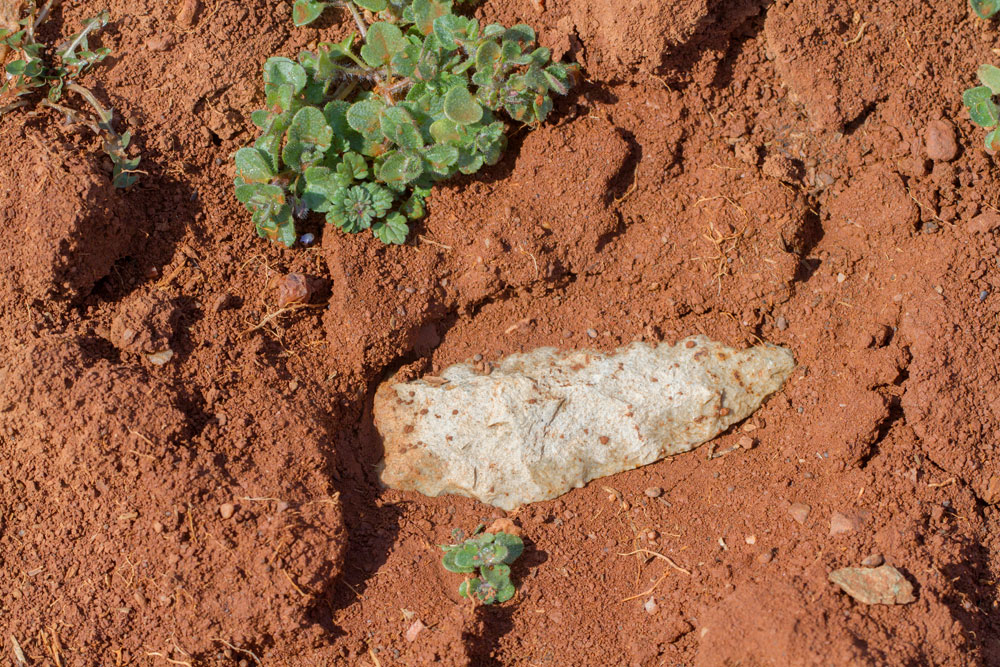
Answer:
[31,0,57,37]
[0,99,29,116]
[346,1,367,38]
[60,11,107,61]
[66,81,112,124]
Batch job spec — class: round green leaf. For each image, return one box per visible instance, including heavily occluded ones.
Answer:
[361,22,406,67]
[979,64,1000,95]
[971,0,1000,19]
[235,148,275,183]
[380,151,424,185]
[986,127,1000,152]
[347,99,385,137]
[292,0,325,26]
[476,41,501,71]
[444,86,483,125]
[424,144,459,170]
[495,581,516,603]
[481,563,511,588]
[964,86,1000,128]
[372,214,409,245]
[264,57,307,94]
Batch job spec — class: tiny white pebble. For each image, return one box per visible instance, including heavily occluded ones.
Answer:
[644,597,658,614]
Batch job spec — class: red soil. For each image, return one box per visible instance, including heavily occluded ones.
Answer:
[3,0,1000,664]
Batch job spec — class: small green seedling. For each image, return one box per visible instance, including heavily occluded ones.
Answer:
[440,528,524,604]
[1,3,140,187]
[963,64,1000,151]
[236,0,576,246]
[971,0,999,19]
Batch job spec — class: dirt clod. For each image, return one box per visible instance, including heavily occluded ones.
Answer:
[924,119,959,162]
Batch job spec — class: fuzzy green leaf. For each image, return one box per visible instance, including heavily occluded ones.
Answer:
[361,22,407,67]
[481,563,511,588]
[443,86,483,125]
[264,57,307,93]
[443,548,475,573]
[412,0,453,35]
[964,86,1000,128]
[283,106,334,170]
[476,41,501,72]
[235,147,275,183]
[458,577,478,598]
[372,213,409,244]
[424,143,459,170]
[347,98,385,137]
[979,64,1000,95]
[380,151,424,184]
[504,24,536,47]
[355,0,389,10]
[380,106,425,149]
[986,127,1000,152]
[971,0,1000,19]
[495,581,516,603]
[433,14,472,49]
[293,0,327,27]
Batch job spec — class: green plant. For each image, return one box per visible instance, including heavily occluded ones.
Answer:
[235,0,576,246]
[440,528,524,604]
[971,0,999,19]
[963,64,1000,151]
[0,2,140,187]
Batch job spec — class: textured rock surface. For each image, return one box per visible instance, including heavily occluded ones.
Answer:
[375,336,795,509]
[828,565,916,605]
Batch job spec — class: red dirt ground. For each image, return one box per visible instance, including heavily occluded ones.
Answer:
[3,0,1000,664]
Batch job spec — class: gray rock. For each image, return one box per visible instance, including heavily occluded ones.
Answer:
[375,336,794,509]
[829,565,916,605]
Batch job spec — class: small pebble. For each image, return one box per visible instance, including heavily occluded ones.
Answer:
[644,487,663,498]
[219,503,236,520]
[924,119,958,162]
[980,290,989,302]
[775,316,788,331]
[644,597,659,615]
[861,553,885,568]
[152,521,164,533]
[277,273,311,308]
[738,435,756,449]
[757,550,774,564]
[586,328,598,338]
[836,272,846,283]
[473,354,483,362]
[789,502,811,524]
[300,233,316,245]
[829,511,859,536]
[745,535,756,545]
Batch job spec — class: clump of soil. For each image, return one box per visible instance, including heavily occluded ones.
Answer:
[0,126,134,307]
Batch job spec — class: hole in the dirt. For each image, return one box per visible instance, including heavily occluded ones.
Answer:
[842,99,883,135]
[77,335,122,366]
[207,129,222,146]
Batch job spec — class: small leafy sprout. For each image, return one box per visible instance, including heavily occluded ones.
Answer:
[237,0,577,246]
[963,64,1000,152]
[1,4,140,187]
[441,529,524,605]
[971,0,999,19]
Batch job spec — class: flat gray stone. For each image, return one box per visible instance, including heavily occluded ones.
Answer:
[375,336,794,510]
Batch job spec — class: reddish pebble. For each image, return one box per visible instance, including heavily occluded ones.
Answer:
[219,503,236,520]
[405,619,426,642]
[277,273,311,308]
[924,119,958,162]
[789,502,811,524]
